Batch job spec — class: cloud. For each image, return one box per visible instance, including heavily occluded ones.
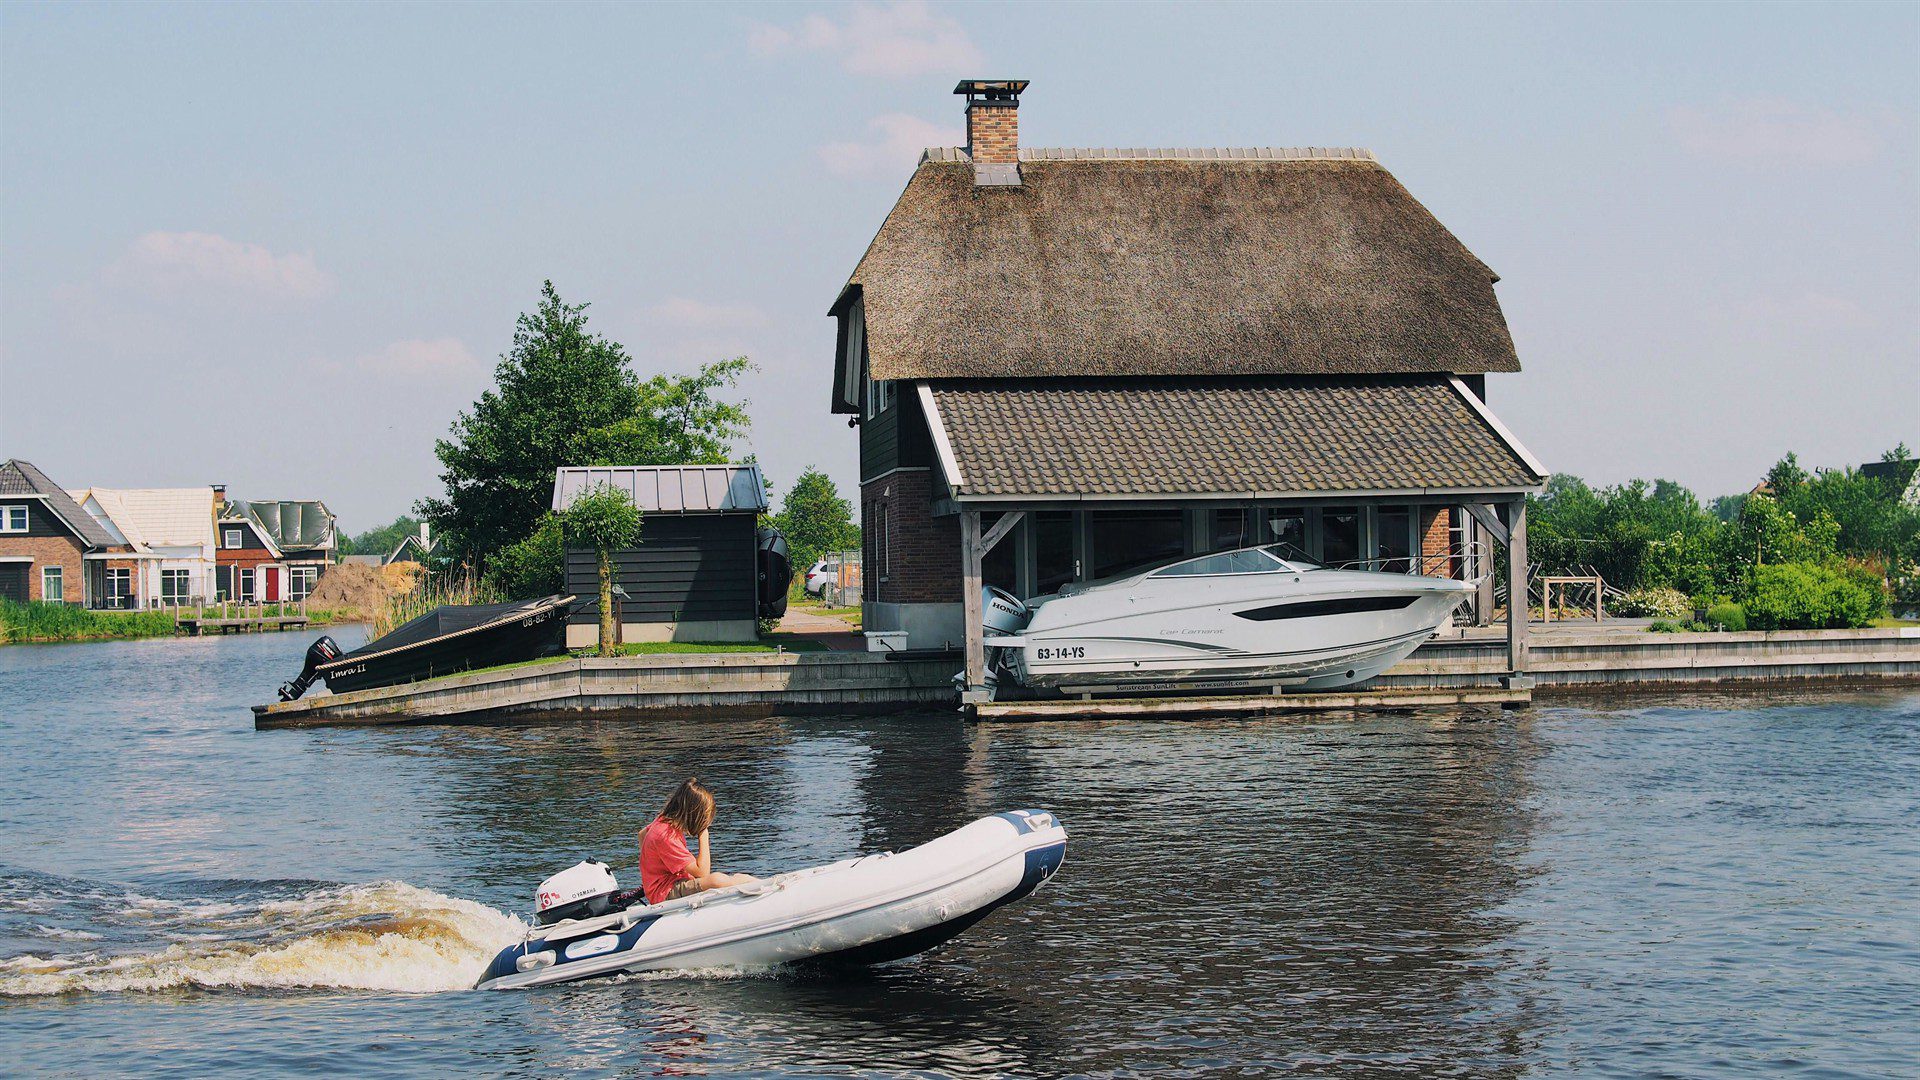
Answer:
[819,113,962,178]
[747,1,982,78]
[1667,99,1884,166]
[355,337,478,376]
[106,231,335,301]
[644,297,767,329]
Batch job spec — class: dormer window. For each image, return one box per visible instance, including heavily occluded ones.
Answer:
[864,377,896,420]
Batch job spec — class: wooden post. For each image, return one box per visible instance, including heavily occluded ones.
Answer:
[1506,498,1530,681]
[960,510,987,702]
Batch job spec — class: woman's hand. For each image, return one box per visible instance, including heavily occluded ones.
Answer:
[694,829,713,877]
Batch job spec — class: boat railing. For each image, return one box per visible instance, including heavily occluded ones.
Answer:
[1322,540,1492,581]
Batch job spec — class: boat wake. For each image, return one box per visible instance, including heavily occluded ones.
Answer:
[0,872,525,996]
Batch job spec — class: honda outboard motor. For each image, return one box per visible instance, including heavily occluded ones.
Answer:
[278,635,341,702]
[536,860,620,925]
[982,586,1031,635]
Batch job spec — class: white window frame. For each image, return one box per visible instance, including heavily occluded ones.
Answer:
[1,505,27,533]
[106,566,132,605]
[160,568,192,605]
[287,565,318,601]
[41,565,63,602]
[863,377,895,421]
[237,567,256,602]
[222,527,244,549]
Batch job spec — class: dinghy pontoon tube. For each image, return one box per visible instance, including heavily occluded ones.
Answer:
[476,810,1068,990]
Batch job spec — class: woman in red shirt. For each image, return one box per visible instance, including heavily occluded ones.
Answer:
[640,778,756,904]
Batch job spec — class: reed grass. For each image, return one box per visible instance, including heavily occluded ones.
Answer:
[369,573,502,639]
[0,600,177,644]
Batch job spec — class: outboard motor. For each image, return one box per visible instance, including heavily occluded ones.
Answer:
[278,635,341,702]
[536,859,621,925]
[982,586,1031,636]
[757,526,792,620]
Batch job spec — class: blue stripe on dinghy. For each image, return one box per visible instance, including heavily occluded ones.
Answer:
[476,914,659,988]
[995,810,1063,835]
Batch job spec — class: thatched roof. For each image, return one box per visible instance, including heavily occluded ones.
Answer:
[839,149,1520,382]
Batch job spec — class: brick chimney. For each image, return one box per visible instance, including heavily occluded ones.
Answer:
[955,79,1028,186]
[211,484,226,512]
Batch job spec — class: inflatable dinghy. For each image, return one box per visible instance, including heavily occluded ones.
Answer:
[476,810,1067,990]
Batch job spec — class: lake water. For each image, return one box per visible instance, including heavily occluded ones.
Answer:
[1,630,1915,1077]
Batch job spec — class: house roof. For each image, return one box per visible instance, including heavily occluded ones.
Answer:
[920,376,1544,500]
[228,500,335,550]
[0,459,116,547]
[837,149,1520,387]
[552,465,768,514]
[67,488,214,551]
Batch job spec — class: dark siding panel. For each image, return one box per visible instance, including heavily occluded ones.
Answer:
[859,388,936,482]
[568,513,759,624]
[897,390,934,470]
[1,499,86,541]
[218,521,271,551]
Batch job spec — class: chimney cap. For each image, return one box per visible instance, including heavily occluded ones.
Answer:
[954,79,1028,103]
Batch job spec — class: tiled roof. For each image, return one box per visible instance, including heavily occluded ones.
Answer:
[552,465,768,514]
[0,459,116,547]
[923,377,1544,499]
[68,488,214,550]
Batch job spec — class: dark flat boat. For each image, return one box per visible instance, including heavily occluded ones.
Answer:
[278,594,578,701]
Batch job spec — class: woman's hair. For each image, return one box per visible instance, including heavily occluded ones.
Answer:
[660,778,716,835]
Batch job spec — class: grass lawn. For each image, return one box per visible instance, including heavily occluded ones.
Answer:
[1869,616,1920,628]
[611,634,828,655]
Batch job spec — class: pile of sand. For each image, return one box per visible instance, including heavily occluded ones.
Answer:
[307,563,401,618]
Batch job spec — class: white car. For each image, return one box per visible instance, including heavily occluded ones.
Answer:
[804,558,839,598]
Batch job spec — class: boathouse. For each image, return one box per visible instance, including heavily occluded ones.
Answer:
[829,81,1547,700]
[552,464,769,647]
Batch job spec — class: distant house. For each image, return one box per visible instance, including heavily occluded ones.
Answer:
[214,492,337,602]
[830,81,1545,693]
[385,523,438,565]
[67,486,218,608]
[0,459,117,605]
[1860,458,1920,508]
[552,464,769,647]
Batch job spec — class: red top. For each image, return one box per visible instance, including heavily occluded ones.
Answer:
[640,816,697,904]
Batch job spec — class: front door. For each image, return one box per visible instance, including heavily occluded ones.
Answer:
[263,566,281,602]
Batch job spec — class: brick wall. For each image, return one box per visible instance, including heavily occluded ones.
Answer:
[0,535,86,602]
[861,471,961,605]
[1420,506,1455,578]
[966,102,1018,164]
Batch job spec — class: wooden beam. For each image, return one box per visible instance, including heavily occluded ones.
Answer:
[1463,502,1509,546]
[961,510,987,697]
[1507,499,1529,675]
[979,511,1024,556]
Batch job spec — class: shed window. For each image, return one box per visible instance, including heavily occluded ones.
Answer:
[41,566,63,602]
[1,505,26,533]
[223,527,243,549]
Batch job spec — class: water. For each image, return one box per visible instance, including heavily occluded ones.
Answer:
[1,632,1915,1078]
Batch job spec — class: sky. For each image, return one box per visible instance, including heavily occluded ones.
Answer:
[2,1,1915,535]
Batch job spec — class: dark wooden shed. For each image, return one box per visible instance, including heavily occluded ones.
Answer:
[552,465,770,646]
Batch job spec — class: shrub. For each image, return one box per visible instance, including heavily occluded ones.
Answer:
[1743,561,1887,630]
[1647,620,1683,633]
[1705,602,1746,632]
[0,600,176,643]
[1612,586,1692,619]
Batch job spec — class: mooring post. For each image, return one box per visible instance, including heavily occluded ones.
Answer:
[960,510,988,704]
[1505,498,1531,688]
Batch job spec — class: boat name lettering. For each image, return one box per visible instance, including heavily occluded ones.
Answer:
[1159,628,1223,636]
[1035,646,1086,661]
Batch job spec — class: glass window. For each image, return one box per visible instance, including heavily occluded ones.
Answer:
[2,505,27,532]
[1033,511,1076,595]
[223,528,243,549]
[1321,508,1361,566]
[1210,508,1254,551]
[1267,510,1306,551]
[287,566,318,601]
[237,568,256,602]
[161,568,191,604]
[41,566,63,602]
[106,567,132,607]
[981,512,1017,591]
[1088,509,1186,580]
[1377,506,1414,574]
[1154,549,1282,577]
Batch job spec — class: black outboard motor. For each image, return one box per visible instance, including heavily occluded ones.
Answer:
[278,635,341,701]
[757,526,792,620]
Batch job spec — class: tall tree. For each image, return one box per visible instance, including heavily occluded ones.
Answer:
[417,282,754,569]
[773,466,859,580]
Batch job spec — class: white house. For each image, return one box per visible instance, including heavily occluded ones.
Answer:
[68,487,218,608]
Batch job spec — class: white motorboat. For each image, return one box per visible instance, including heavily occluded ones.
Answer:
[983,545,1477,694]
[475,810,1067,990]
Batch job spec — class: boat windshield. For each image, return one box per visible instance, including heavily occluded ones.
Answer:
[1261,543,1323,571]
[1151,548,1286,577]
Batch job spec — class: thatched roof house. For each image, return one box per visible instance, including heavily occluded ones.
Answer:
[829,81,1544,687]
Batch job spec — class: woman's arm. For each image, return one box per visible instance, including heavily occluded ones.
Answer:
[693,829,712,877]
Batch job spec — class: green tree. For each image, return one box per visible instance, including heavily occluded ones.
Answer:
[346,514,424,560]
[772,466,859,580]
[488,515,565,598]
[558,484,644,656]
[417,282,754,570]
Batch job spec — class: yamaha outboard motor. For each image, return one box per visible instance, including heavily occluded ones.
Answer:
[536,860,621,925]
[278,635,341,702]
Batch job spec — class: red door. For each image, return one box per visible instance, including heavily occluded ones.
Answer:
[263,567,281,602]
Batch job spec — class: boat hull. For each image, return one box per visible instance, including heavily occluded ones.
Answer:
[475,811,1068,990]
[320,595,575,694]
[998,573,1473,692]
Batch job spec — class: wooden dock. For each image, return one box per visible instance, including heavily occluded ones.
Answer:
[180,615,309,636]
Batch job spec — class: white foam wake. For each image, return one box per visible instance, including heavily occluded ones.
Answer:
[0,881,525,996]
